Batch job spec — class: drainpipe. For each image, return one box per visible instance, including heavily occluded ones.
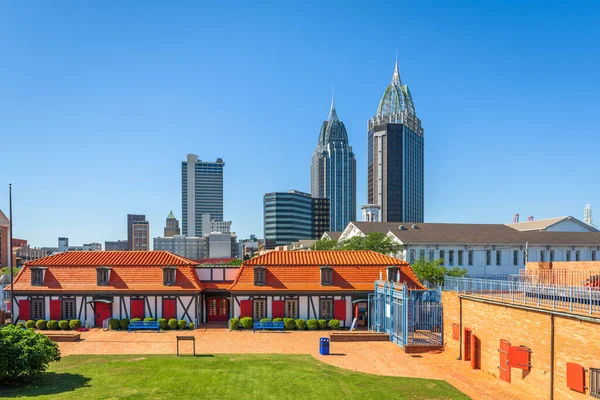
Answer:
[550,314,554,400]
[458,296,463,360]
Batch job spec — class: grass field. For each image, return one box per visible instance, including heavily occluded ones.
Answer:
[1,354,469,400]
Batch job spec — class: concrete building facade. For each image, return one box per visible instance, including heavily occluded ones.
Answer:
[164,211,181,237]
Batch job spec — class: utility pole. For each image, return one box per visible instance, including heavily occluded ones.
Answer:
[9,184,14,323]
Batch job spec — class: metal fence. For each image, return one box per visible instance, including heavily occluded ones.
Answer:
[0,284,7,312]
[445,277,600,315]
[519,269,600,287]
[369,281,443,348]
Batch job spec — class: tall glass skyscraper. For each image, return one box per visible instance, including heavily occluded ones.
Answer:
[367,60,424,223]
[311,94,356,232]
[181,154,225,237]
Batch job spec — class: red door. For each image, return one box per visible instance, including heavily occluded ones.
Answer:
[95,302,111,327]
[207,298,229,322]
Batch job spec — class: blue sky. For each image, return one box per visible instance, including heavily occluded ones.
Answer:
[1,1,599,248]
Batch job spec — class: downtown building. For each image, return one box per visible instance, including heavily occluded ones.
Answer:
[311,93,356,232]
[182,154,225,237]
[263,190,329,250]
[367,60,424,222]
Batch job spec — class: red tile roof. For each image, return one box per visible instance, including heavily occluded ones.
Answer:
[229,250,424,292]
[10,251,202,293]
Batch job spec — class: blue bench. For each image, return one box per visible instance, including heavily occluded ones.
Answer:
[128,321,160,333]
[253,321,284,333]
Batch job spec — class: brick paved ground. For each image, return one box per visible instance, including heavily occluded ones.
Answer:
[47,328,527,400]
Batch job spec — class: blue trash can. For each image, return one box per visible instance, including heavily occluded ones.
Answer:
[320,337,330,355]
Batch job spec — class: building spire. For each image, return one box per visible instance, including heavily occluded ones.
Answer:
[392,52,402,86]
[328,86,338,121]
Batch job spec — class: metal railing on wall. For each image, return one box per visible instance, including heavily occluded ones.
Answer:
[519,269,600,287]
[445,277,600,315]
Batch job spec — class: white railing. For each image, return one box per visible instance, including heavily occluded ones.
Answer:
[102,317,111,331]
[85,318,94,329]
[519,269,600,287]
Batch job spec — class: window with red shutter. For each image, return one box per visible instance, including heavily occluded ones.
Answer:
[334,300,346,321]
[272,300,284,319]
[163,299,176,320]
[239,300,252,318]
[566,363,585,393]
[50,300,61,320]
[130,299,145,319]
[499,339,511,383]
[508,346,531,371]
[452,323,459,340]
[19,299,31,320]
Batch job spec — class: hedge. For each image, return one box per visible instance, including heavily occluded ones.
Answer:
[259,318,271,323]
[47,320,59,330]
[144,318,156,322]
[283,318,295,330]
[177,320,187,330]
[273,318,283,323]
[295,319,306,330]
[58,320,70,330]
[119,319,129,330]
[158,318,168,330]
[318,319,327,330]
[189,322,194,330]
[307,319,318,330]
[229,318,239,330]
[69,320,81,330]
[130,318,141,323]
[240,317,253,329]
[328,319,341,330]
[168,319,178,330]
[109,319,120,330]
[36,320,47,330]
[25,320,36,329]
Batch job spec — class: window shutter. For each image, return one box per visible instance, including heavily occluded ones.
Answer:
[20,300,31,320]
[130,299,145,319]
[50,300,61,320]
[499,339,511,383]
[163,299,176,320]
[240,300,252,318]
[334,300,346,321]
[452,323,459,340]
[508,346,531,371]
[272,300,284,319]
[566,363,585,393]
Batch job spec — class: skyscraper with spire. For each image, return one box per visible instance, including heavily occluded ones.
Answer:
[311,91,356,232]
[367,59,424,223]
[584,203,593,226]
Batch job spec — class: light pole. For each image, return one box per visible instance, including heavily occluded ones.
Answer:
[9,184,14,323]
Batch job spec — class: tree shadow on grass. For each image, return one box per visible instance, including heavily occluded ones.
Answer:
[0,372,90,398]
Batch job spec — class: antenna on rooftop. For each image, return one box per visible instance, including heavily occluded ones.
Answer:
[513,214,519,223]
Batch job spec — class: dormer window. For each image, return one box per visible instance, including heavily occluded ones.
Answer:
[387,266,399,282]
[320,266,333,286]
[31,268,44,286]
[254,266,266,286]
[96,267,111,286]
[163,267,176,286]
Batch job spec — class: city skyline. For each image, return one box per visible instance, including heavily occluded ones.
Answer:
[1,2,599,246]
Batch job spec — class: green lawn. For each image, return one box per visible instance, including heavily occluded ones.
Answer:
[1,354,469,400]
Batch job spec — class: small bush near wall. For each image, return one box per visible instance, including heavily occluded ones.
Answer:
[240,317,253,329]
[158,318,168,330]
[295,319,306,330]
[25,320,35,329]
[16,322,25,329]
[168,319,178,330]
[328,319,340,330]
[36,320,47,330]
[58,320,69,330]
[119,319,129,330]
[69,320,81,330]
[109,319,120,330]
[273,318,283,323]
[318,319,327,330]
[0,325,61,385]
[144,318,155,322]
[47,320,58,330]
[260,318,271,323]
[283,318,296,330]
[177,320,187,330]
[229,318,239,330]
[307,319,318,330]
[189,322,194,330]
[130,318,141,323]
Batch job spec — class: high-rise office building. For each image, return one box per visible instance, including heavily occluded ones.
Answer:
[367,60,424,223]
[182,154,225,237]
[263,190,329,249]
[127,214,146,250]
[132,220,150,251]
[311,92,356,232]
[164,211,181,237]
[105,240,129,251]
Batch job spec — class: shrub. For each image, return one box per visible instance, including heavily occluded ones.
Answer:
[328,319,341,330]
[144,317,155,322]
[120,319,129,330]
[47,320,58,330]
[69,320,81,330]
[272,318,283,323]
[240,317,253,329]
[307,319,318,330]
[158,318,168,330]
[16,322,25,329]
[58,320,69,330]
[168,318,178,330]
[36,320,47,330]
[260,318,271,323]
[177,320,187,330]
[295,319,306,330]
[229,318,239,330]
[283,318,296,330]
[109,319,120,330]
[0,324,61,384]
[318,319,327,330]
[130,318,141,323]
[25,320,36,329]
[189,322,194,330]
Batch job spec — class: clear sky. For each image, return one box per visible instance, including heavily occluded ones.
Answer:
[1,1,599,248]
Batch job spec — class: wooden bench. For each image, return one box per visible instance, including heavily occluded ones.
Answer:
[128,321,160,333]
[176,335,195,356]
[253,321,284,333]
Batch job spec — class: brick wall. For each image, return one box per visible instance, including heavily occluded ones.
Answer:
[527,261,600,271]
[442,292,600,399]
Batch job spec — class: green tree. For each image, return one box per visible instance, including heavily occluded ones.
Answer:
[1,267,19,276]
[411,259,467,288]
[310,239,337,250]
[341,232,399,255]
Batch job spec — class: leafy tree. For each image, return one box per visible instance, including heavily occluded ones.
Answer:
[411,258,467,288]
[0,324,61,384]
[1,267,19,276]
[310,239,337,251]
[341,232,399,255]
